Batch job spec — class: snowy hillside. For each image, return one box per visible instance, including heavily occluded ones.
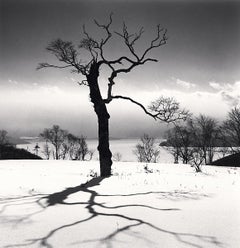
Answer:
[0,160,240,248]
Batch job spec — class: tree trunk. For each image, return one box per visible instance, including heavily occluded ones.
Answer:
[55,146,59,160]
[97,113,112,176]
[87,62,112,177]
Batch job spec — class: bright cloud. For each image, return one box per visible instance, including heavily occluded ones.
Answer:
[175,78,196,90]
[1,78,240,136]
[209,81,240,107]
[8,79,19,85]
[209,82,222,90]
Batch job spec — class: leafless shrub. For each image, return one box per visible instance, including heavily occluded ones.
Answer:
[112,152,122,161]
[0,130,9,145]
[133,134,160,163]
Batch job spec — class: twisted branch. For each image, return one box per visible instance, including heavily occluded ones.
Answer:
[106,95,189,123]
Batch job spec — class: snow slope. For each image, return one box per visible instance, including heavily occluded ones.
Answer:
[0,160,239,248]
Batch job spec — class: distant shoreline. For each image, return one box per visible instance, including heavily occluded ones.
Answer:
[16,136,164,144]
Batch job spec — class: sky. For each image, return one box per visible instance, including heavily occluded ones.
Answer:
[0,0,240,138]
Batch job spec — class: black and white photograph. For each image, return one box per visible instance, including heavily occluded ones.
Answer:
[0,0,240,247]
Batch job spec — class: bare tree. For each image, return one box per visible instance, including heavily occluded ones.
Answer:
[133,134,160,163]
[221,107,240,153]
[0,130,9,145]
[74,135,94,161]
[165,115,219,166]
[62,133,78,160]
[165,124,193,164]
[190,115,219,164]
[40,125,68,160]
[190,147,204,173]
[61,134,94,161]
[43,141,51,160]
[38,15,188,176]
[112,152,122,162]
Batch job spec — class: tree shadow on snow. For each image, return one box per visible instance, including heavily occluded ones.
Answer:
[0,193,47,225]
[3,177,224,248]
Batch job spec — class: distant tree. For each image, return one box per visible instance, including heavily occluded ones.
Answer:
[74,135,94,161]
[112,152,122,162]
[40,125,68,160]
[33,143,40,156]
[164,115,219,167]
[165,123,193,164]
[59,134,94,161]
[63,133,78,160]
[43,141,51,160]
[221,107,240,153]
[191,115,219,164]
[0,130,9,145]
[38,15,188,176]
[190,147,204,172]
[133,134,160,163]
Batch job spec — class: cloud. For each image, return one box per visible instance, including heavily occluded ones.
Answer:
[8,79,19,85]
[0,83,94,136]
[1,78,239,136]
[209,82,222,90]
[175,78,196,90]
[209,81,240,107]
[0,83,92,118]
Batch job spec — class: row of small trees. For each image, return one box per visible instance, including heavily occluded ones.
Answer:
[165,107,240,167]
[165,115,219,172]
[40,125,94,161]
[133,107,240,172]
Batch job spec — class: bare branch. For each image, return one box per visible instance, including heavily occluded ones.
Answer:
[101,23,167,101]
[37,63,72,70]
[79,14,114,63]
[99,56,136,68]
[107,95,155,117]
[39,38,96,76]
[149,97,190,123]
[80,25,99,60]
[115,23,167,63]
[103,57,158,102]
[46,39,79,65]
[106,95,189,124]
[110,57,157,76]
[38,39,93,76]
[131,27,144,46]
[77,80,89,87]
[94,13,113,47]
[115,23,144,61]
[140,25,168,61]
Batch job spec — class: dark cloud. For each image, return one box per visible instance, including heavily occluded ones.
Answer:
[1,0,239,85]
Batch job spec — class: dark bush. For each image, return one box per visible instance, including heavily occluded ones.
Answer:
[211,153,240,167]
[0,145,42,160]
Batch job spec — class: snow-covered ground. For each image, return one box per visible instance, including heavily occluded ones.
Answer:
[0,160,239,248]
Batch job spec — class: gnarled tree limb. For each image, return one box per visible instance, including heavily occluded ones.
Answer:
[106,95,189,123]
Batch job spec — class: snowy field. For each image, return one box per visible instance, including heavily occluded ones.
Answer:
[0,160,240,248]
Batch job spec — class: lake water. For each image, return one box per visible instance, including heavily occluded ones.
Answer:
[17,138,174,163]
